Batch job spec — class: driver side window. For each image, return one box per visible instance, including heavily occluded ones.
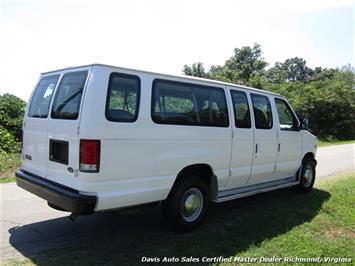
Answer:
[275,98,298,130]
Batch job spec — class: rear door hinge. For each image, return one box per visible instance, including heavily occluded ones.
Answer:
[77,126,80,135]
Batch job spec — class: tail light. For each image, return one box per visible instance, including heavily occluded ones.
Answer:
[80,140,100,172]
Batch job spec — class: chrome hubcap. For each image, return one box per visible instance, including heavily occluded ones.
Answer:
[303,165,314,187]
[180,188,203,222]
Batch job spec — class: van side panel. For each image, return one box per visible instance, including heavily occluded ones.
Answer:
[78,66,231,210]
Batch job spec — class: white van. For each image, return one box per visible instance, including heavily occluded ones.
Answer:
[16,64,317,230]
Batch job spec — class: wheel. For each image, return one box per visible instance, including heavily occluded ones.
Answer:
[294,158,316,192]
[162,175,209,231]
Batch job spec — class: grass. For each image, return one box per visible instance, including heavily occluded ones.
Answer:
[2,173,354,266]
[222,173,355,265]
[0,153,21,183]
[317,139,355,148]
[0,176,16,184]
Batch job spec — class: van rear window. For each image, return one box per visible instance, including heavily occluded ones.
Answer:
[28,75,60,118]
[51,71,88,120]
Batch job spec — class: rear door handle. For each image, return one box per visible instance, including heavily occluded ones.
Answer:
[255,144,258,154]
[278,143,281,152]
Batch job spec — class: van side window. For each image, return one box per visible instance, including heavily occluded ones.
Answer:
[28,75,60,118]
[230,90,251,128]
[251,94,273,129]
[106,73,140,122]
[51,71,88,120]
[152,79,229,127]
[275,98,299,130]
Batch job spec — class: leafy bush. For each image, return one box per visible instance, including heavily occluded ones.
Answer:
[0,93,26,153]
[0,125,21,153]
[0,93,26,139]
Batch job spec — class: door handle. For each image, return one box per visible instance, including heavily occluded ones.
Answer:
[278,143,281,152]
[255,144,258,154]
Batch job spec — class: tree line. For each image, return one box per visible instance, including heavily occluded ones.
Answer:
[183,44,355,140]
[0,43,354,154]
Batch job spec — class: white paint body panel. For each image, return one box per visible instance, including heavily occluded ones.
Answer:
[248,94,278,184]
[226,87,254,188]
[22,64,317,211]
[22,117,48,177]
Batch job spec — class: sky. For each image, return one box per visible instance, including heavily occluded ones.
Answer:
[0,0,354,101]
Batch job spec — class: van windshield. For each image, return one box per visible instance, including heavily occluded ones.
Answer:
[51,71,88,120]
[28,75,60,118]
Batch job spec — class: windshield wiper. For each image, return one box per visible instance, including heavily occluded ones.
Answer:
[54,88,83,115]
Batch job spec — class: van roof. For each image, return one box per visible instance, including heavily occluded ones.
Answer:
[41,63,281,96]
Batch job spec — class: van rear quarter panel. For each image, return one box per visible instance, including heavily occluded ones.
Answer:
[79,66,232,210]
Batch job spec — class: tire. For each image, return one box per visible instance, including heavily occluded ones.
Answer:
[162,175,209,231]
[294,158,316,193]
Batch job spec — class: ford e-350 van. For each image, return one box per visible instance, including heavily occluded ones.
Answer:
[16,64,317,230]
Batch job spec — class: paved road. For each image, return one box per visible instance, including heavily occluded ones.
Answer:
[316,144,354,178]
[0,144,354,261]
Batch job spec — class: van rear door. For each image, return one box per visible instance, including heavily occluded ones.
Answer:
[46,69,90,186]
[23,75,60,178]
[23,67,91,186]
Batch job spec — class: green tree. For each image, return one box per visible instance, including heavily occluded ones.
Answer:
[184,44,268,85]
[266,57,311,83]
[309,66,336,81]
[208,65,231,83]
[221,43,267,84]
[266,67,355,139]
[265,62,288,83]
[182,62,207,78]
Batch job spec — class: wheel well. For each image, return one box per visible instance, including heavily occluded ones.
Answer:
[172,164,218,200]
[303,152,317,165]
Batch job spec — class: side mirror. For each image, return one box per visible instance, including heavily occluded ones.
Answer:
[301,117,309,130]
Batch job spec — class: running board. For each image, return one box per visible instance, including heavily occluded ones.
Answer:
[213,177,299,203]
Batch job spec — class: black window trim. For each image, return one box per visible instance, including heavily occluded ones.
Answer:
[230,89,252,129]
[105,72,141,123]
[28,74,61,119]
[51,70,89,120]
[49,139,69,165]
[274,97,300,131]
[151,78,229,128]
[250,92,274,130]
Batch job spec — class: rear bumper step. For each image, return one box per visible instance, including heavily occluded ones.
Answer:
[15,170,96,215]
